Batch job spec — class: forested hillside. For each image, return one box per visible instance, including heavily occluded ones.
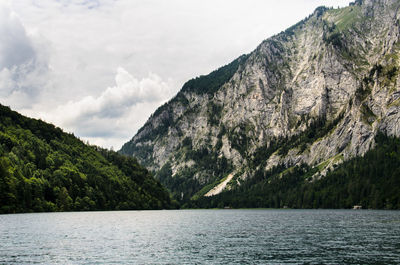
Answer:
[190,133,400,209]
[0,105,174,214]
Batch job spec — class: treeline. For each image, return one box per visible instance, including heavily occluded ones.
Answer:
[189,133,400,209]
[0,104,174,214]
[181,54,248,95]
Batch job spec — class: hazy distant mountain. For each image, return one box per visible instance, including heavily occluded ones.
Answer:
[120,0,400,208]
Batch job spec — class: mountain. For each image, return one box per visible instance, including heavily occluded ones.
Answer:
[0,104,174,213]
[120,0,400,208]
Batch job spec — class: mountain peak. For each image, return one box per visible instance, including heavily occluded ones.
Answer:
[120,1,400,204]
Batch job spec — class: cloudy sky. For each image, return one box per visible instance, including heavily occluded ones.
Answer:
[0,0,353,149]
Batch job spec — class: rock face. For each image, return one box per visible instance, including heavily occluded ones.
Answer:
[120,0,400,201]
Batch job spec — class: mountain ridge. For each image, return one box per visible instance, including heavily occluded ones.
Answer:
[120,0,400,205]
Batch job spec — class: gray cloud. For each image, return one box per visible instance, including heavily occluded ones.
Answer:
[0,15,34,69]
[0,4,50,108]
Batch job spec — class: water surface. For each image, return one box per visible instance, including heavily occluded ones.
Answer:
[1,209,400,264]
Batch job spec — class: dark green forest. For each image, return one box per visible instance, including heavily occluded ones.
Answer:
[189,133,400,210]
[0,104,173,214]
[181,54,248,95]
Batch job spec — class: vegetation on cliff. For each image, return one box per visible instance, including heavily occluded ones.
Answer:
[189,133,400,210]
[119,0,400,210]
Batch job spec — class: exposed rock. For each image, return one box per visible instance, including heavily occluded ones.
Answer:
[120,0,400,200]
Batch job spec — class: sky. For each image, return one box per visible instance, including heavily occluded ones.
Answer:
[0,0,353,149]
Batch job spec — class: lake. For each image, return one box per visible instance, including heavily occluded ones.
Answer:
[1,209,400,264]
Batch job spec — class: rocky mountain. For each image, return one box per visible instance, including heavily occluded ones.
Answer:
[120,0,400,206]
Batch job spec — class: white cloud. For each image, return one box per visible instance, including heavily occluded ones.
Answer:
[41,68,174,148]
[1,0,354,149]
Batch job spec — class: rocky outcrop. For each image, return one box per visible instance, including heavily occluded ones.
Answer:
[120,0,400,200]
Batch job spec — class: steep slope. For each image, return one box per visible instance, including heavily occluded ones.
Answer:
[192,133,400,209]
[121,0,400,204]
[0,104,173,213]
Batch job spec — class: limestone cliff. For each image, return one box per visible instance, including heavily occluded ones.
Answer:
[120,0,400,201]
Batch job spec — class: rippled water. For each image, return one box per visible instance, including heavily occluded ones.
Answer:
[1,209,400,264]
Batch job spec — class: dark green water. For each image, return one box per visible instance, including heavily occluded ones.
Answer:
[1,209,399,264]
